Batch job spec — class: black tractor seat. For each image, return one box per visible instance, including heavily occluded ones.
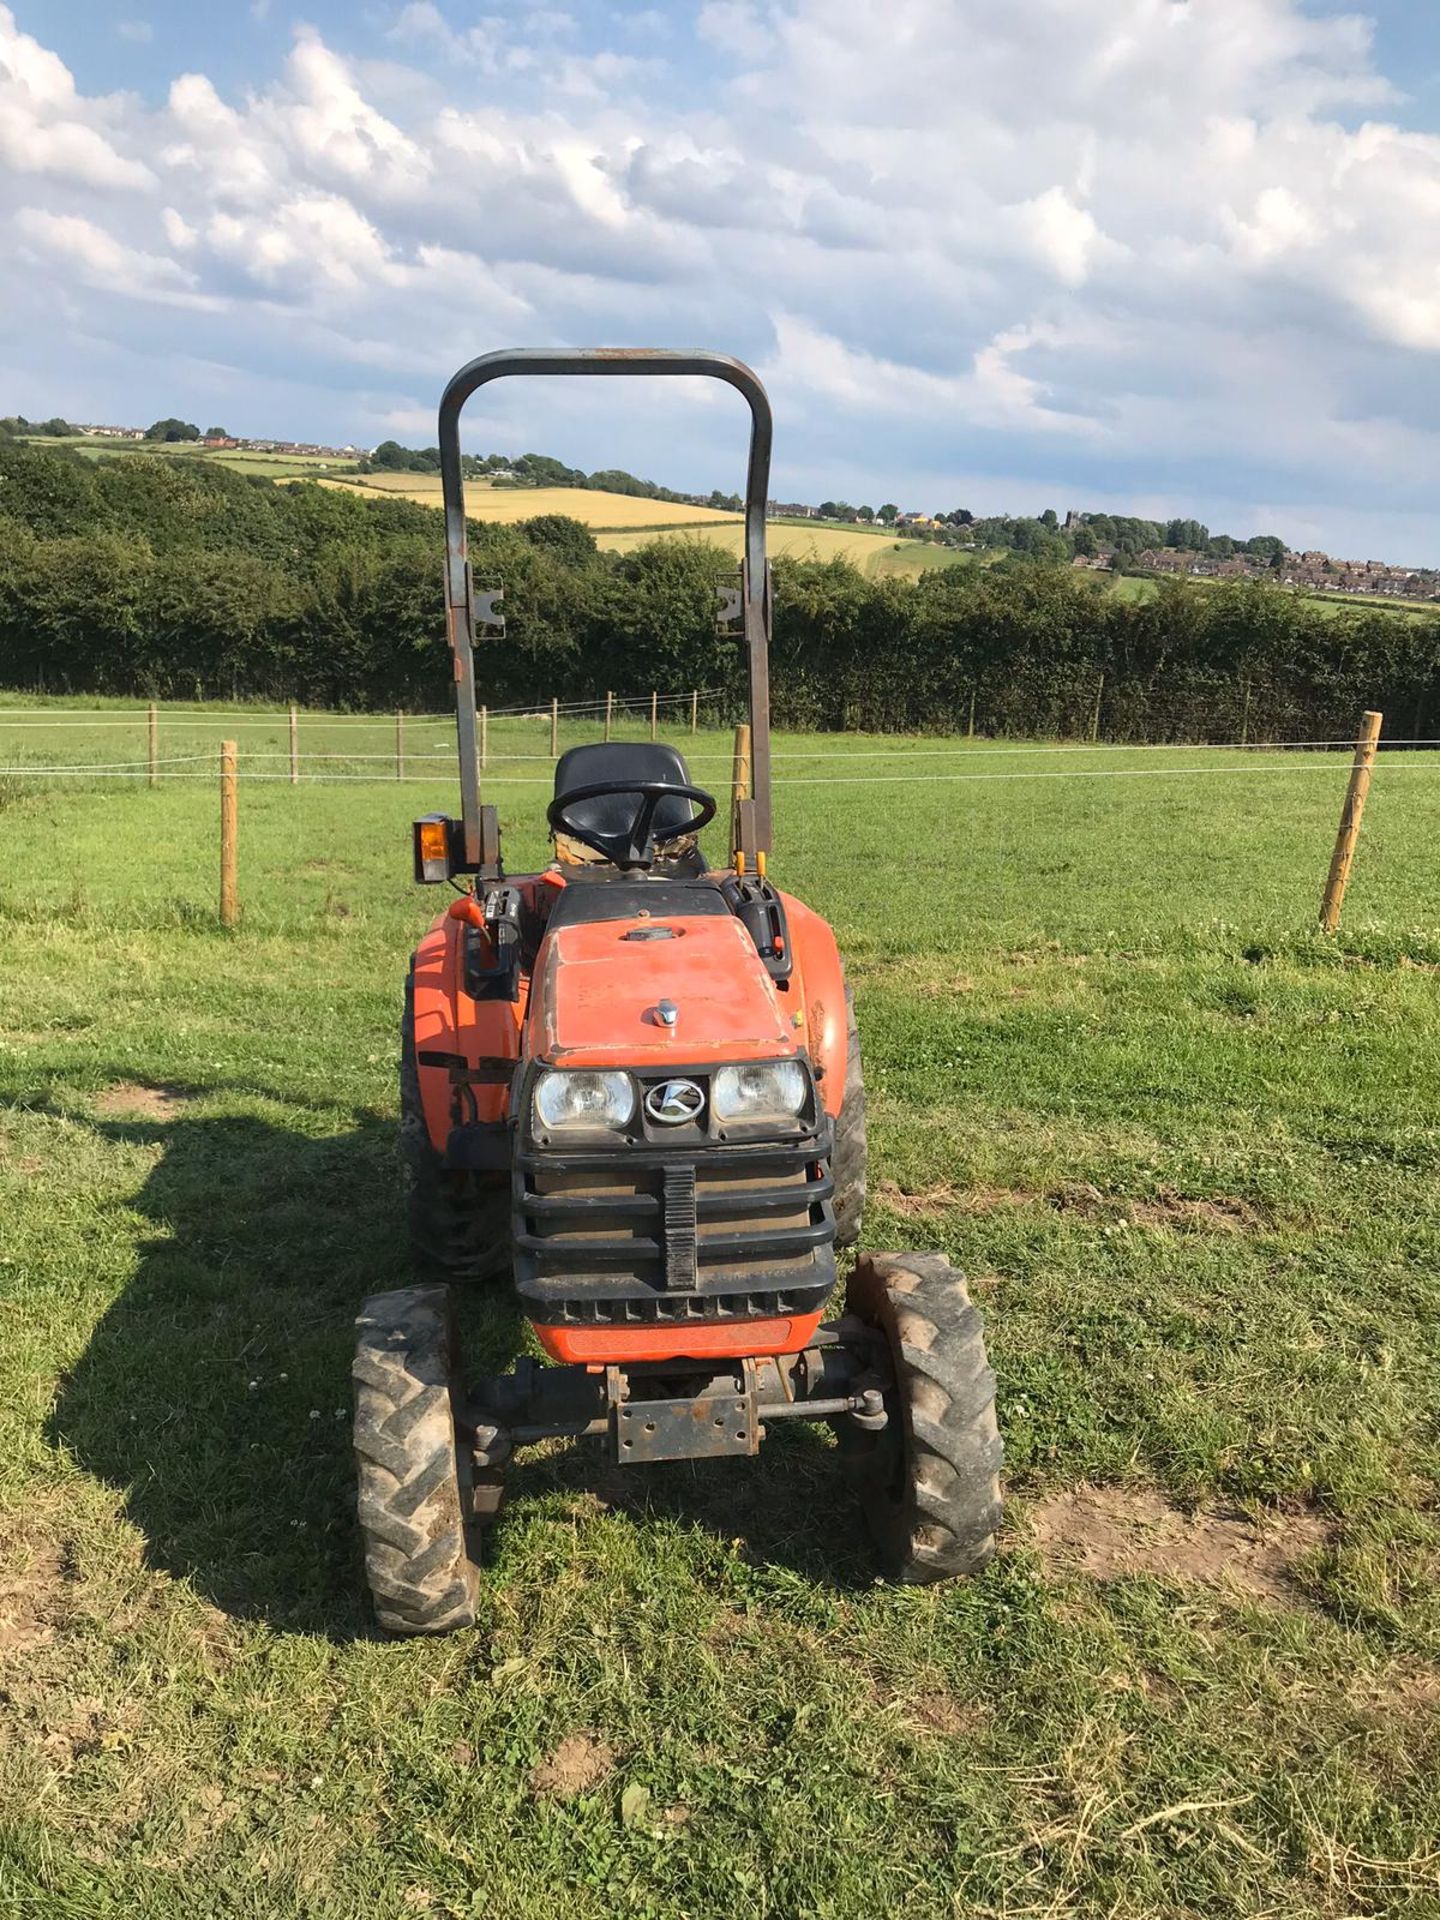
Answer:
[551,740,712,875]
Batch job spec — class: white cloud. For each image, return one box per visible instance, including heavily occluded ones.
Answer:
[697,1,774,62]
[162,206,196,249]
[206,192,403,293]
[14,208,210,306]
[116,19,154,43]
[1011,187,1114,287]
[0,5,153,189]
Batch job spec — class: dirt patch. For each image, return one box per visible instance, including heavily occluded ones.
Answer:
[0,1539,67,1657]
[1048,1181,1264,1232]
[916,973,975,997]
[874,1179,1032,1218]
[1129,1188,1265,1232]
[874,1178,1265,1231]
[903,1691,988,1737]
[1030,1487,1329,1606]
[530,1731,615,1799]
[1349,1660,1440,1722]
[1048,1180,1108,1214]
[94,1081,194,1119]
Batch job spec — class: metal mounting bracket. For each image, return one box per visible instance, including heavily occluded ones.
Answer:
[715,574,742,633]
[475,587,505,636]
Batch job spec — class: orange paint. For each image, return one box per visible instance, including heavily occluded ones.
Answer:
[526,912,798,1070]
[411,910,524,1147]
[777,889,848,1117]
[534,1310,823,1365]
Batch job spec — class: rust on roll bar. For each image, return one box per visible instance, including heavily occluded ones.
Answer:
[437,348,774,872]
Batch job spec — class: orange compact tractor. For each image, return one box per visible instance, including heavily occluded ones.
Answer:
[353,351,1003,1632]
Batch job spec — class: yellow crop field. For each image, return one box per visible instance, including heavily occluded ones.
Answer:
[306,474,970,576]
[599,522,971,576]
[313,474,742,530]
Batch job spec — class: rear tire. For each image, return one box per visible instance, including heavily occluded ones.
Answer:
[401,969,509,1283]
[842,1252,1002,1583]
[353,1284,480,1635]
[831,982,867,1249]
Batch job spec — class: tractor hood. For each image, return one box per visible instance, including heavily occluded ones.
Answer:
[529,911,797,1068]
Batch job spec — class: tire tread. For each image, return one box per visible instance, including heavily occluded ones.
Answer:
[352,1284,480,1635]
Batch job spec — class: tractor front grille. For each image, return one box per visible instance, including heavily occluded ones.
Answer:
[512,1138,836,1327]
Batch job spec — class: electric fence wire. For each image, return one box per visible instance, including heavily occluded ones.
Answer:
[5,756,1438,785]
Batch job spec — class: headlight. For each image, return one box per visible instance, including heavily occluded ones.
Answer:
[712,1060,808,1122]
[533,1069,636,1133]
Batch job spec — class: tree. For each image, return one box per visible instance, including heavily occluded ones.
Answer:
[2,415,76,438]
[1165,517,1209,551]
[1245,533,1286,568]
[515,513,598,568]
[1040,507,1058,530]
[203,426,230,440]
[857,505,874,523]
[878,504,898,525]
[144,418,200,442]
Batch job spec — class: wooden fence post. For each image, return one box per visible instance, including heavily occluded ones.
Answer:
[220,741,238,929]
[148,702,158,789]
[650,691,658,740]
[550,696,559,758]
[604,690,614,741]
[1090,672,1105,744]
[690,689,698,733]
[730,722,752,862]
[1239,677,1251,748]
[1320,710,1383,933]
[289,704,299,784]
[396,709,405,781]
[967,688,976,740]
[480,704,488,770]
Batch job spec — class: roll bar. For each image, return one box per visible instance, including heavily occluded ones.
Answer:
[437,349,773,873]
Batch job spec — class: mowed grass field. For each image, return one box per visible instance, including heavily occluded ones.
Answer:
[2,698,1440,1917]
[29,439,364,482]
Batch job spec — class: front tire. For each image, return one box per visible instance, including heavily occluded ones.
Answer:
[353,1284,480,1635]
[842,1252,1003,1583]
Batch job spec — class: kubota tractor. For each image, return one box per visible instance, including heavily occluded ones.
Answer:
[353,350,1003,1633]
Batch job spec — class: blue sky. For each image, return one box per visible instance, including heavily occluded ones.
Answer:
[6,0,1440,557]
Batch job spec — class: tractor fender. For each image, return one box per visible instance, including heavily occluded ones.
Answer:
[778,891,849,1120]
[410,912,525,1154]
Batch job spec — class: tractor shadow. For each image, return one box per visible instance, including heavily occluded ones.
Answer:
[510,1419,881,1591]
[47,1100,876,1636]
[46,1102,448,1638]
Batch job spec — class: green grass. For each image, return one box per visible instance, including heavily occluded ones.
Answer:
[2,698,1439,1916]
[22,437,362,479]
[1108,571,1433,621]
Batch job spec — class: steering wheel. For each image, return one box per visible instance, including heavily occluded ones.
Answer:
[547,779,717,870]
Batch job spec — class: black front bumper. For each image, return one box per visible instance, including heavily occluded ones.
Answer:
[512,1128,837,1329]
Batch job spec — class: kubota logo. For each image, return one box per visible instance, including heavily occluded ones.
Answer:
[645,1078,705,1125]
